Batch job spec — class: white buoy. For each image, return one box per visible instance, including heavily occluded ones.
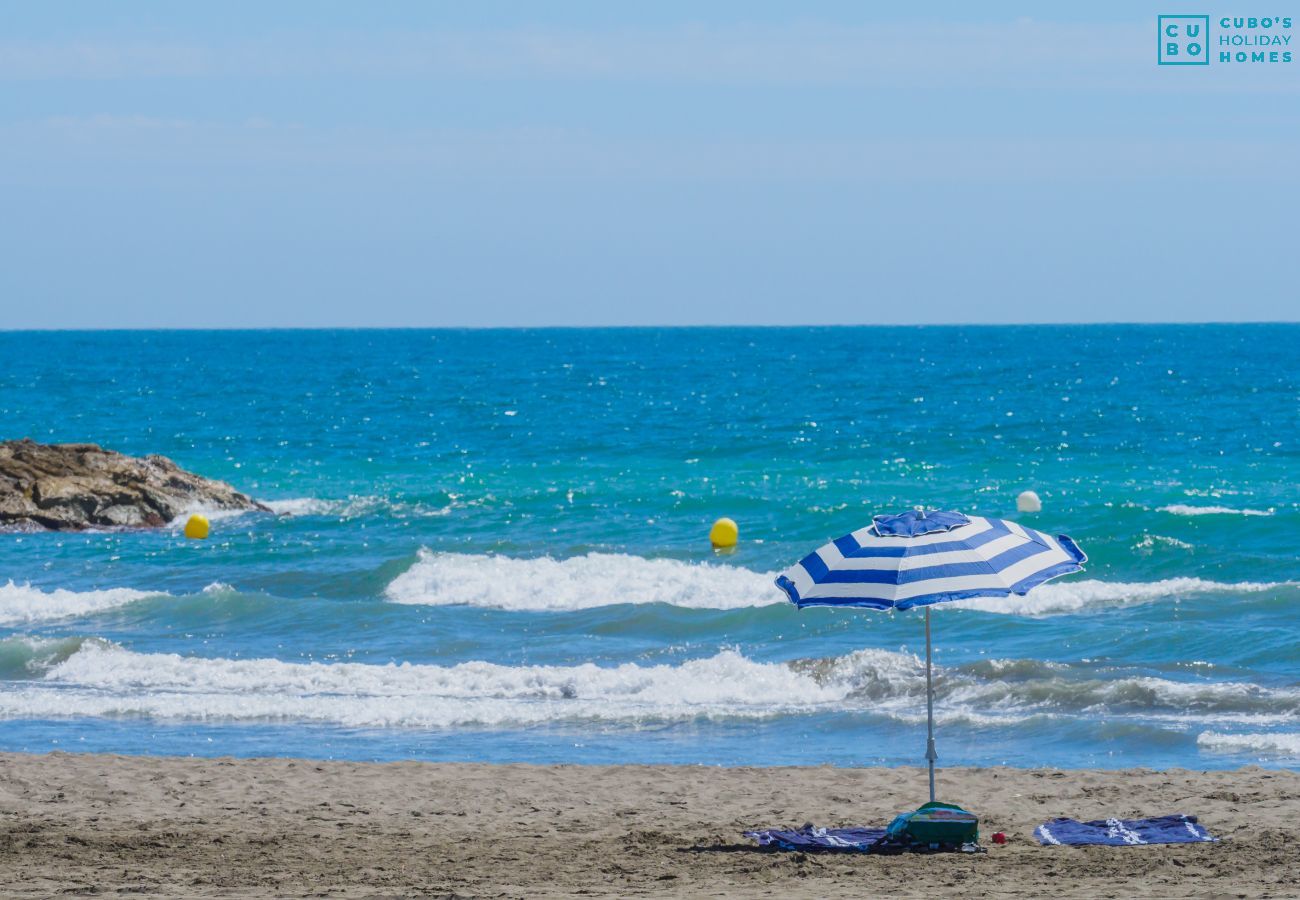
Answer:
[1016,490,1042,513]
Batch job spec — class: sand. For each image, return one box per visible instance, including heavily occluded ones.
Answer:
[0,752,1296,898]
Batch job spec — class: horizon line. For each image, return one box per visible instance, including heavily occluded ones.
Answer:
[2,321,1298,334]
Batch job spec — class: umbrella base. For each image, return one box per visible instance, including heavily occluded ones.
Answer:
[887,802,979,848]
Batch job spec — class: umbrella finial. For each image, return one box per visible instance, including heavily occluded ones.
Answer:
[873,509,970,537]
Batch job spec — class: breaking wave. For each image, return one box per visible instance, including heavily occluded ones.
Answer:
[0,635,91,679]
[4,642,842,728]
[3,638,1296,731]
[0,582,159,626]
[950,577,1286,616]
[383,551,1291,617]
[263,497,335,516]
[1197,731,1300,757]
[385,550,781,611]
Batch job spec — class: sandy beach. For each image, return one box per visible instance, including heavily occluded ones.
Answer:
[0,753,1295,898]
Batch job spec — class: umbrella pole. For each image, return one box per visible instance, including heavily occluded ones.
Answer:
[924,606,937,803]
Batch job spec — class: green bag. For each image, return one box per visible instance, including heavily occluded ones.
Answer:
[886,801,979,847]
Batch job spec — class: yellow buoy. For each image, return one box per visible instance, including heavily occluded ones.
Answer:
[183,514,210,540]
[709,517,739,549]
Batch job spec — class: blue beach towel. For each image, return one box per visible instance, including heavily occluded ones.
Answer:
[1035,815,1217,846]
[745,825,887,852]
[744,824,984,854]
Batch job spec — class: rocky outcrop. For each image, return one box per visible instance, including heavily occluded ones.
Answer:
[0,439,269,531]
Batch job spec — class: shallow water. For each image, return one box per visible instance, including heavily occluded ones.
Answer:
[1,326,1296,768]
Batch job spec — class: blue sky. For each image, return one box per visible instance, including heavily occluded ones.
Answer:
[1,2,1296,327]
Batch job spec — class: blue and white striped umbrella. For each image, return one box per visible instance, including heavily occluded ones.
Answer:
[776,508,1085,610]
[774,507,1086,803]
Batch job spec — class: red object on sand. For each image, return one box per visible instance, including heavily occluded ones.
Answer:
[992,832,1007,844]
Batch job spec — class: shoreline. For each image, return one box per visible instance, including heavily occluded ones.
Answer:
[1,752,1296,897]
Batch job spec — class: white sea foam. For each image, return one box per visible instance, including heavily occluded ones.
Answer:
[0,640,1041,727]
[1158,504,1274,517]
[4,638,1295,730]
[384,551,1290,617]
[1197,731,1300,757]
[170,495,456,523]
[385,550,783,611]
[6,643,846,728]
[165,505,256,529]
[264,497,335,516]
[265,496,454,519]
[1134,534,1194,551]
[951,577,1286,617]
[0,582,157,626]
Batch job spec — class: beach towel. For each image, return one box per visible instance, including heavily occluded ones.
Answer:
[744,824,984,854]
[1035,815,1217,846]
[744,825,887,852]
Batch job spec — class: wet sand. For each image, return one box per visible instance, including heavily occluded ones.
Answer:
[0,752,1296,898]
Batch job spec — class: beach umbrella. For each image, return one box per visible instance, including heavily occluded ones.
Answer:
[775,508,1085,802]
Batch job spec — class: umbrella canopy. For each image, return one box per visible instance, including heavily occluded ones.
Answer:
[774,508,1086,803]
[776,509,1086,611]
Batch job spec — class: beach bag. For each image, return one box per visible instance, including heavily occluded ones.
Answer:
[886,802,979,848]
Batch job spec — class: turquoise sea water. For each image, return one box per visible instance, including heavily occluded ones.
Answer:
[0,326,1296,769]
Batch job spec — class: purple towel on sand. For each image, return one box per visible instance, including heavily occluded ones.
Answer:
[1036,815,1217,846]
[745,825,887,852]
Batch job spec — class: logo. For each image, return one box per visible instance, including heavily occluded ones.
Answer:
[1158,15,1294,65]
[1159,15,1211,64]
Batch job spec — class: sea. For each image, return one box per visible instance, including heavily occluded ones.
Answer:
[0,326,1296,770]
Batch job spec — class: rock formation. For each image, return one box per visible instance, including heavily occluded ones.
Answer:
[0,439,268,531]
